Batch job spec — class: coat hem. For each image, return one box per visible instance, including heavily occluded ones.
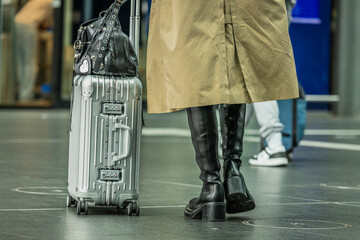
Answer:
[147,92,299,114]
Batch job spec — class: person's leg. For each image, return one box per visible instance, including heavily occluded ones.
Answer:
[220,104,255,213]
[15,23,25,98]
[255,101,284,150]
[16,24,38,101]
[185,106,226,222]
[249,101,288,166]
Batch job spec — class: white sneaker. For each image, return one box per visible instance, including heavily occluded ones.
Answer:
[249,146,288,167]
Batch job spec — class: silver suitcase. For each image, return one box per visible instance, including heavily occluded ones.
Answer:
[67,0,142,215]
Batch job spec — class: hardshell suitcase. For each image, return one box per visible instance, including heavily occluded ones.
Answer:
[67,75,142,215]
[278,95,307,153]
[67,0,142,215]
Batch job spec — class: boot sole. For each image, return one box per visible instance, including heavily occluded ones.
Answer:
[226,193,255,214]
[224,177,256,214]
[184,202,226,222]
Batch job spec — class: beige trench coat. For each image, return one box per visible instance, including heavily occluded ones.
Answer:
[146,0,299,114]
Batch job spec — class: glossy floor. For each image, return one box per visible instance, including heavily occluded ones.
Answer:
[0,109,359,240]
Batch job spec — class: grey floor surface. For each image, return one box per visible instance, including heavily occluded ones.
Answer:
[0,109,359,240]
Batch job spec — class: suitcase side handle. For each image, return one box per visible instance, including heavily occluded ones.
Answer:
[112,123,132,162]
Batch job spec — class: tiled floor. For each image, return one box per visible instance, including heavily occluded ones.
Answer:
[0,109,359,240]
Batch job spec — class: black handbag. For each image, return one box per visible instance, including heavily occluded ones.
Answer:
[73,0,138,77]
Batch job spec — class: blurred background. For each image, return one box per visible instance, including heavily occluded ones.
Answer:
[0,0,359,118]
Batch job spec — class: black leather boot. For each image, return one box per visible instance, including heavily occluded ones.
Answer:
[220,104,255,214]
[185,106,226,222]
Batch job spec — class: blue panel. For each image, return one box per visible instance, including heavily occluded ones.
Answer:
[292,0,321,23]
[289,0,332,99]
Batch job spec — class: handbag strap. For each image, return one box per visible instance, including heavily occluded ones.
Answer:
[93,0,126,71]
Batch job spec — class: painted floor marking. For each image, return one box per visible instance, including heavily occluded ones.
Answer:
[304,129,360,136]
[300,140,360,151]
[143,128,360,151]
[242,219,351,230]
[141,205,185,209]
[143,128,360,137]
[320,183,360,191]
[0,139,65,144]
[146,179,200,188]
[2,232,40,239]
[274,195,325,203]
[12,187,68,196]
[261,201,334,206]
[142,128,191,137]
[0,206,187,212]
[1,128,359,151]
[243,136,360,152]
[246,129,360,136]
[0,113,69,120]
[332,202,360,208]
[0,208,65,212]
[267,194,360,207]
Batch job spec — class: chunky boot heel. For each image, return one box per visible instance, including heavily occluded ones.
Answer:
[202,202,226,222]
[225,175,255,214]
[224,176,246,200]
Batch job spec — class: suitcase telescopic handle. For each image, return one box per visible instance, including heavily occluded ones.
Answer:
[129,0,140,57]
[112,123,131,162]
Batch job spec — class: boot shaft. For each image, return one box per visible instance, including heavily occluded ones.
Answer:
[219,104,246,162]
[187,106,221,179]
[187,106,225,203]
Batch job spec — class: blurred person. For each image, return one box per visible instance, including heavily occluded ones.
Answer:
[14,0,53,101]
[247,0,297,167]
[147,0,299,221]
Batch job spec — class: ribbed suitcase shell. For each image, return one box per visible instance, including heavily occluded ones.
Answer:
[68,75,142,212]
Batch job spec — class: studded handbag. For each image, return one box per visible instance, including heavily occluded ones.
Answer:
[73,0,138,77]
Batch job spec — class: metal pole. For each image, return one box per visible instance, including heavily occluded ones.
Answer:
[129,0,140,57]
[129,0,135,52]
[334,0,360,117]
[134,0,140,58]
[83,0,93,21]
[51,0,64,107]
[0,0,3,101]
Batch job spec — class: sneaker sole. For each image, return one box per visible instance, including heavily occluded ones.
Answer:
[249,157,288,167]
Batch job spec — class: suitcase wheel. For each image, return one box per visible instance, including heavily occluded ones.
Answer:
[66,195,76,208]
[126,202,140,216]
[76,201,89,215]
